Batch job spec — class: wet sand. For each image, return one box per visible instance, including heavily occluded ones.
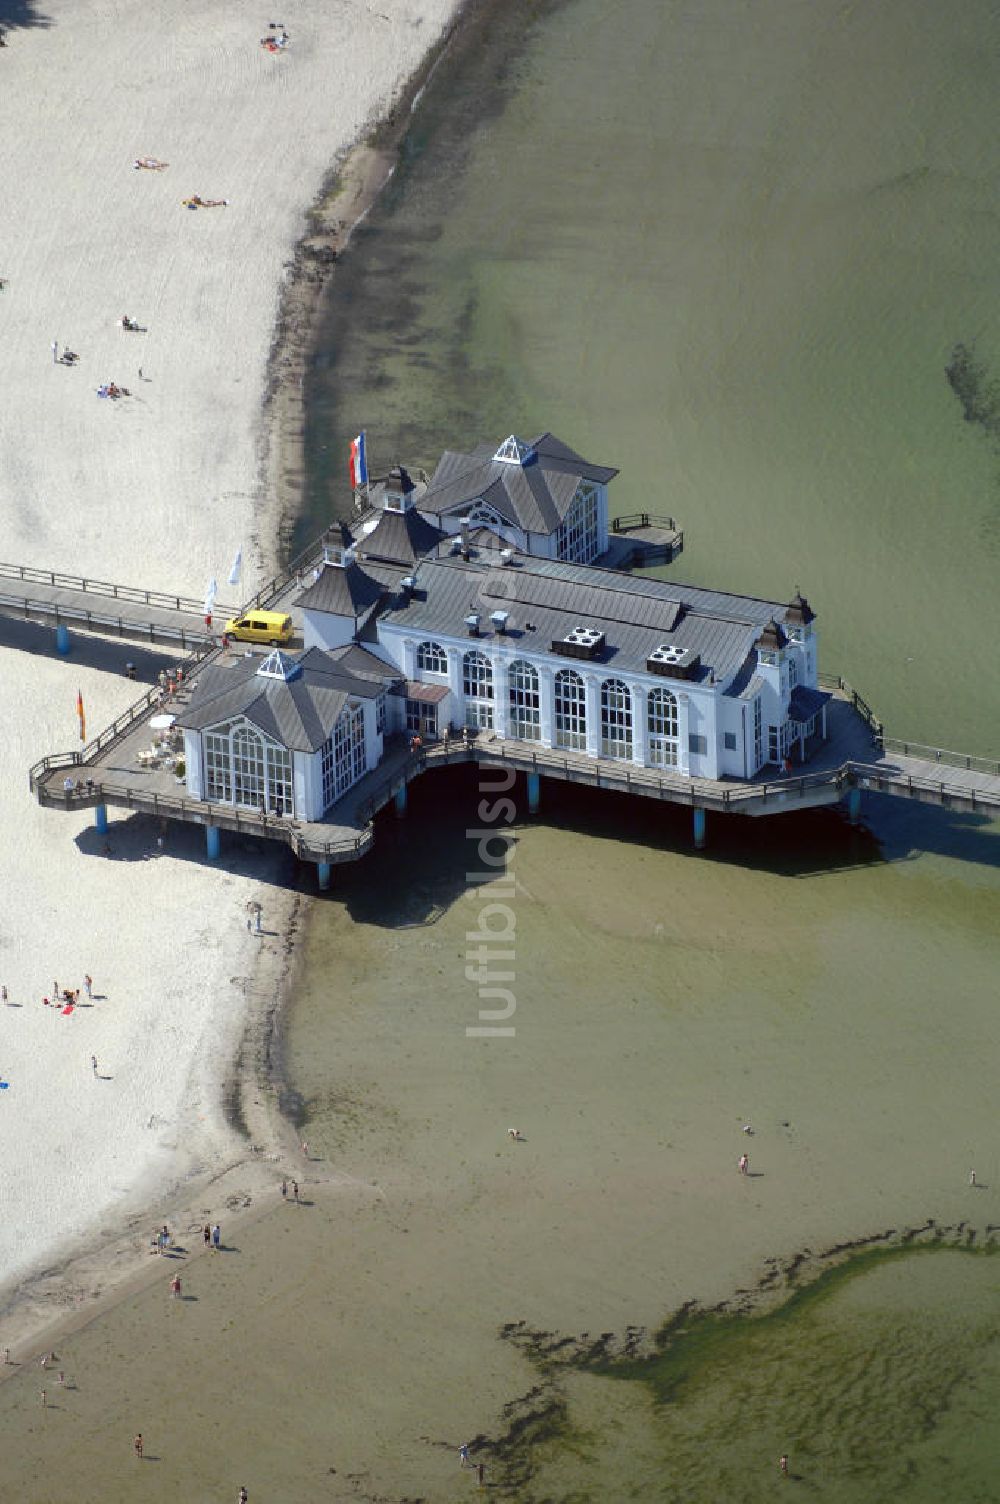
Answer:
[1,780,997,1499]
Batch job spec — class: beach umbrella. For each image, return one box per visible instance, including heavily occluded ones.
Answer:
[150,713,176,730]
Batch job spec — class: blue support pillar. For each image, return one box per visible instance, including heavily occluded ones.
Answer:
[394,782,408,818]
[55,623,71,655]
[526,770,541,815]
[317,861,332,892]
[693,807,706,850]
[205,824,221,861]
[847,787,862,825]
[94,803,108,835]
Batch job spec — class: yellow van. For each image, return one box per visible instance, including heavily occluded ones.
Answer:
[224,610,294,646]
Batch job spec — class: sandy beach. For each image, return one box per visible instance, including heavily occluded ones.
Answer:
[0,0,457,1334]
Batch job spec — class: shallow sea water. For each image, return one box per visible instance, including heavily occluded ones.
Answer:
[289,0,1000,1495]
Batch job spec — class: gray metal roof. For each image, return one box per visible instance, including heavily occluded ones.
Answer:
[419,432,617,536]
[379,555,794,683]
[326,643,404,683]
[357,506,444,566]
[180,647,381,753]
[294,560,387,618]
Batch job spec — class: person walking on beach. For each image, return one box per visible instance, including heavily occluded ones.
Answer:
[1,985,7,1004]
[203,1223,211,1248]
[51,339,58,365]
[238,1489,248,1504]
[779,1454,789,1477]
[739,1153,749,1175]
[211,1223,221,1250]
[292,1180,299,1203]
[459,1443,470,1467]
[170,1274,181,1299]
[281,1179,287,1200]
[83,974,93,999]
[134,1433,144,1460]
[970,1169,977,1187]
[40,1388,47,1407]
[477,1462,485,1487]
[90,1054,98,1077]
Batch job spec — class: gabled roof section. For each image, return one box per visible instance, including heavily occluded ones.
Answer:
[419,432,618,536]
[357,506,444,567]
[294,559,387,619]
[179,648,382,753]
[378,554,793,683]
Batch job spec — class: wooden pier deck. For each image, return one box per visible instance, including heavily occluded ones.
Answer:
[29,665,1000,874]
[0,560,236,651]
[600,512,684,569]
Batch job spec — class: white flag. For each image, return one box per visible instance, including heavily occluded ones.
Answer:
[227,548,242,587]
[204,577,218,616]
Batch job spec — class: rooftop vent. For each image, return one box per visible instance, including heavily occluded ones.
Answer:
[646,642,701,679]
[399,575,416,596]
[490,609,510,634]
[500,547,514,565]
[465,612,481,637]
[450,537,463,555]
[552,625,606,661]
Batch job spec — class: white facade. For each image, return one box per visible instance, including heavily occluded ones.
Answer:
[183,694,384,822]
[373,616,820,781]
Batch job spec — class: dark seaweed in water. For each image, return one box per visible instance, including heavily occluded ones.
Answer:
[945,342,1000,439]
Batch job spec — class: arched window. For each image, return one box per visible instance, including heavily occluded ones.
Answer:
[554,668,587,751]
[416,640,448,675]
[601,679,633,759]
[321,701,367,811]
[463,650,494,730]
[647,687,679,768]
[203,718,293,813]
[508,659,541,742]
[555,483,600,565]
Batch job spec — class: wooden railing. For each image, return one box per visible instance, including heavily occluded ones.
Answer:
[878,739,1000,778]
[818,671,883,739]
[611,512,679,534]
[0,559,234,616]
[0,589,215,648]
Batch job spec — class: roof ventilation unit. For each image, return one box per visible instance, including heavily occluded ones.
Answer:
[646,642,701,679]
[465,612,481,637]
[500,547,514,565]
[553,625,606,660]
[399,575,416,597]
[490,610,510,634]
[450,537,463,555]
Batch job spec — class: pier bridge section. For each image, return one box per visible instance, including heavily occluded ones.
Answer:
[28,670,1000,884]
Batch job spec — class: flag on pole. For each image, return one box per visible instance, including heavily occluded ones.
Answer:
[76,688,86,742]
[227,548,242,588]
[204,577,218,615]
[349,431,368,489]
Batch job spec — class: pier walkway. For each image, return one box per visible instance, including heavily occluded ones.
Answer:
[0,560,235,651]
[29,669,1000,878]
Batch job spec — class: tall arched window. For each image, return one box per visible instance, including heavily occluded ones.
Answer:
[416,640,448,675]
[203,718,293,812]
[554,668,587,751]
[647,687,679,768]
[554,483,600,565]
[601,679,633,759]
[508,659,541,741]
[321,701,367,810]
[463,650,494,730]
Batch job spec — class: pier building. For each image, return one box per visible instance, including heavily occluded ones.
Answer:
[26,430,1000,874]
